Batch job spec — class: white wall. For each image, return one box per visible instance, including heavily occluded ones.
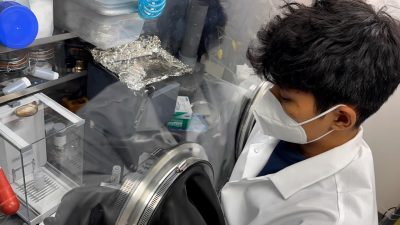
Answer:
[363,0,400,213]
[363,88,400,213]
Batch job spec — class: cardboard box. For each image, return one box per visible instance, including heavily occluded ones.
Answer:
[168,96,193,130]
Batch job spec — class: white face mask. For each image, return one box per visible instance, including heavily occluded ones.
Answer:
[252,90,344,144]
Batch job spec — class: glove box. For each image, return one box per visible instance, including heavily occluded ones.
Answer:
[0,93,85,225]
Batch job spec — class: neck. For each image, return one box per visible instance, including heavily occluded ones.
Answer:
[299,128,360,158]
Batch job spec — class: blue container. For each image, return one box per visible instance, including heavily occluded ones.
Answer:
[141,0,165,8]
[0,1,38,49]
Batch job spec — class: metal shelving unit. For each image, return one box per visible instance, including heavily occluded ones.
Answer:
[0,33,78,54]
[0,32,85,105]
[0,72,87,105]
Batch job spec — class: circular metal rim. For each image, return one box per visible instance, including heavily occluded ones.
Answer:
[235,81,270,159]
[116,143,212,225]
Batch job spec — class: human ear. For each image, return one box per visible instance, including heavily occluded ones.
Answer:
[331,105,357,130]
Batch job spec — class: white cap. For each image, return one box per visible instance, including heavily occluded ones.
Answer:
[53,122,66,131]
[45,122,55,133]
[52,72,59,80]
[21,77,31,87]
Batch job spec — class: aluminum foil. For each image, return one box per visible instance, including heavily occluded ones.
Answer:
[91,36,192,91]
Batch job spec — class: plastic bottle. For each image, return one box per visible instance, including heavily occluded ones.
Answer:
[110,165,122,184]
[8,0,30,7]
[29,0,54,38]
[0,167,19,215]
[0,1,38,48]
[33,66,59,80]
[2,77,31,95]
[53,123,67,152]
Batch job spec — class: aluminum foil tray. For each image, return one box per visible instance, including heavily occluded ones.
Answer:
[91,36,192,91]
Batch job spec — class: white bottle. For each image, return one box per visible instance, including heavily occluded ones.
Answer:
[110,165,122,184]
[33,66,59,80]
[29,0,54,38]
[2,77,31,95]
[53,122,67,152]
[9,0,30,7]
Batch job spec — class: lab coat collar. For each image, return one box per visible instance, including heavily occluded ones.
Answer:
[266,127,365,200]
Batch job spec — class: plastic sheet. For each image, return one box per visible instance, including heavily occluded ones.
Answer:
[30,72,244,225]
[204,0,312,83]
[77,70,247,188]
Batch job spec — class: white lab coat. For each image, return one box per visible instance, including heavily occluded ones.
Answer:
[221,122,378,225]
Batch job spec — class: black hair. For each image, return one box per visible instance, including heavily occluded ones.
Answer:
[247,0,400,126]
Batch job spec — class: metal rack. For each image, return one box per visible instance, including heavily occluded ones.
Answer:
[0,72,87,105]
[0,33,77,54]
[0,32,85,105]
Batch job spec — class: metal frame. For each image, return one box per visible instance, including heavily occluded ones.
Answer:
[0,33,78,54]
[115,143,212,225]
[0,72,86,105]
[34,93,84,126]
[0,93,84,152]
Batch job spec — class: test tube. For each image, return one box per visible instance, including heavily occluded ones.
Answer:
[32,160,46,191]
[110,165,122,184]
[53,123,67,152]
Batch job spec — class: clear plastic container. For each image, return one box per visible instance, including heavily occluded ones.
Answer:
[2,77,31,95]
[54,0,144,49]
[32,66,59,80]
[73,0,138,16]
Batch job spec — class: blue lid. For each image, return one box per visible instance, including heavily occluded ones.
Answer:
[141,0,165,8]
[0,2,38,49]
[142,0,165,5]
[138,0,166,20]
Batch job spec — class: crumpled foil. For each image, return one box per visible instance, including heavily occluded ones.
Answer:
[91,36,192,91]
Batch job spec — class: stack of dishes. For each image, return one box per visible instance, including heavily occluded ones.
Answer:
[29,46,55,68]
[0,51,30,73]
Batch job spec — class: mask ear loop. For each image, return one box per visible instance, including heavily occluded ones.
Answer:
[304,129,335,144]
[295,104,347,126]
[301,104,346,143]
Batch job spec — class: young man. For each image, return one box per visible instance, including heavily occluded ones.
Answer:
[221,0,400,225]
